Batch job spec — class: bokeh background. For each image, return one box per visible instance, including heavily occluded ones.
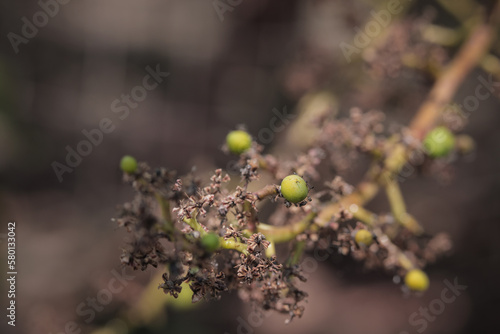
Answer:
[1,0,500,334]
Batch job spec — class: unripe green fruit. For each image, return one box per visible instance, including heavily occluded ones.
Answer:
[200,233,220,252]
[404,269,429,292]
[120,155,138,173]
[226,130,252,154]
[355,229,373,246]
[423,126,455,158]
[169,282,196,310]
[280,175,308,203]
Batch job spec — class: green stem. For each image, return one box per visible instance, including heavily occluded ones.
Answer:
[348,204,377,227]
[220,238,249,255]
[315,181,379,227]
[183,214,206,235]
[287,240,306,266]
[384,178,406,218]
[372,227,415,271]
[155,193,174,233]
[384,178,424,235]
[265,241,276,258]
[257,211,317,243]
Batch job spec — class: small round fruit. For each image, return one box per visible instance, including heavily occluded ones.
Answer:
[355,229,373,246]
[404,269,430,292]
[200,233,220,252]
[226,130,252,154]
[280,175,308,203]
[120,155,138,173]
[423,126,455,158]
[169,282,197,310]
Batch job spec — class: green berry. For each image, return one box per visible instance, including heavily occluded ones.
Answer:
[280,175,309,203]
[200,233,220,252]
[404,269,429,292]
[189,267,200,275]
[120,155,138,173]
[169,282,196,310]
[226,130,252,154]
[423,126,455,158]
[354,229,373,246]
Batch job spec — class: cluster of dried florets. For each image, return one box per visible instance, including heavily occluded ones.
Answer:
[114,107,466,322]
[363,12,449,79]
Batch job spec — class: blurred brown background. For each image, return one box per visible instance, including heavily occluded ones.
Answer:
[1,1,499,334]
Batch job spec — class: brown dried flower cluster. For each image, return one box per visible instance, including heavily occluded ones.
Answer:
[113,101,469,322]
[364,13,449,79]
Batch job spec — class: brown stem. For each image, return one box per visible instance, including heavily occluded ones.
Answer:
[254,184,279,200]
[315,181,379,226]
[409,6,500,140]
[258,10,500,244]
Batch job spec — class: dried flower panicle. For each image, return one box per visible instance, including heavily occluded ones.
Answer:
[363,14,448,80]
[114,107,454,322]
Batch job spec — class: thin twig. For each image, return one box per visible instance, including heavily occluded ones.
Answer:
[384,178,424,235]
